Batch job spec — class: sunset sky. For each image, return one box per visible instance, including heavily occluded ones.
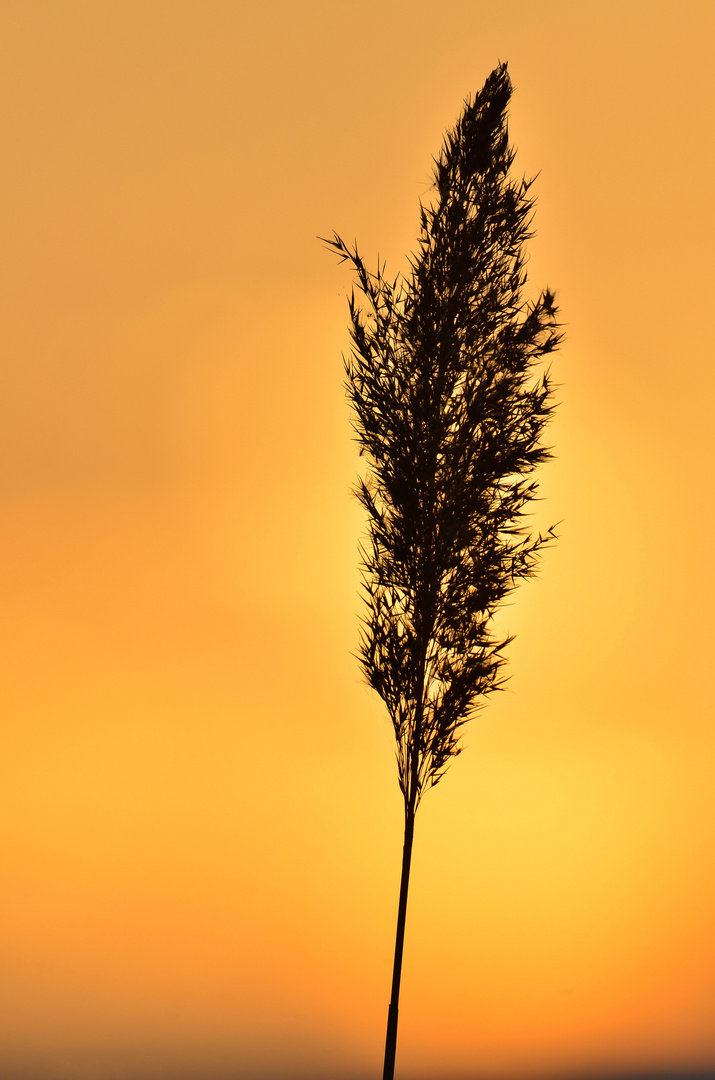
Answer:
[2,3,715,1079]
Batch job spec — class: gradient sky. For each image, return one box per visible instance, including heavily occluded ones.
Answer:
[2,2,715,1079]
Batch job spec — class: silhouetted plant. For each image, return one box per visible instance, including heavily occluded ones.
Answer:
[325,62,561,1080]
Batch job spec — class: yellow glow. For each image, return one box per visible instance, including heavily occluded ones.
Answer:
[2,2,715,1077]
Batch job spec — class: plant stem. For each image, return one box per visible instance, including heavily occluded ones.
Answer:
[382,807,415,1080]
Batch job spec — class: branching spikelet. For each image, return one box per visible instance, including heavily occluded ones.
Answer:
[324,62,561,813]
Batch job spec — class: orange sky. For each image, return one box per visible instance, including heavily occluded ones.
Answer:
[2,2,715,1078]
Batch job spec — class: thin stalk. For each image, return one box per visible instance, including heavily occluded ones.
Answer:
[382,806,415,1080]
[383,633,429,1079]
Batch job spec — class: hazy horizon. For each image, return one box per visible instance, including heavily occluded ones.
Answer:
[2,1,715,1078]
